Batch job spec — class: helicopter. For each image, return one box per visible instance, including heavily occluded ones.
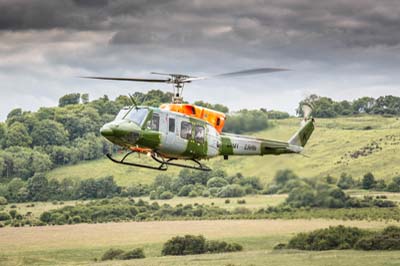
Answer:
[83,68,315,172]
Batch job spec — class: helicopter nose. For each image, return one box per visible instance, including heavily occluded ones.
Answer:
[100,123,114,136]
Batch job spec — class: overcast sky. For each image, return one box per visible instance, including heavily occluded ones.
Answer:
[1,0,400,120]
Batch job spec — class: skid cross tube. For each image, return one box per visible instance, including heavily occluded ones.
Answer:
[151,154,212,172]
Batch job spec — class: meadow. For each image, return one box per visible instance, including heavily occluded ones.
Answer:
[1,219,398,266]
[47,115,400,186]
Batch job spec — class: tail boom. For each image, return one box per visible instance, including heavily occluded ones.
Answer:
[219,118,314,157]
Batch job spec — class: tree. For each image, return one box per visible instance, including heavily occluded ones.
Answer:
[0,123,6,148]
[362,172,375,189]
[6,178,26,202]
[6,108,22,126]
[31,120,68,146]
[81,93,89,104]
[337,173,355,189]
[27,173,49,201]
[387,176,400,192]
[5,122,32,147]
[58,93,81,107]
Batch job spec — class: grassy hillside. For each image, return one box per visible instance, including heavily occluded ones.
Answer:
[47,115,400,186]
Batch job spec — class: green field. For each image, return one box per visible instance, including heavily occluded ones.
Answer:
[47,115,400,186]
[1,219,398,266]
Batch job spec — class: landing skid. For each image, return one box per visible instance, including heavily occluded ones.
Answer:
[106,151,212,172]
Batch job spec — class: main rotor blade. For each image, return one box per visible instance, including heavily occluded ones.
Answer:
[81,76,170,83]
[214,68,289,78]
[183,67,289,82]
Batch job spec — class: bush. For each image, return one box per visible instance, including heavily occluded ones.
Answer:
[159,191,174,200]
[188,191,198,198]
[101,248,125,261]
[162,235,206,256]
[149,190,158,200]
[217,185,245,198]
[0,212,11,221]
[161,235,243,256]
[119,248,145,260]
[355,226,400,250]
[0,196,7,205]
[205,240,243,253]
[287,226,367,250]
[237,199,246,204]
[207,177,228,188]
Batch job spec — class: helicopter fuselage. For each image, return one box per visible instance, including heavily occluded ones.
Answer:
[100,105,314,162]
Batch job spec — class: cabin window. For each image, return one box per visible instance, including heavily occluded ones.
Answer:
[195,125,205,143]
[216,117,221,126]
[148,113,160,131]
[169,118,175,133]
[180,121,192,139]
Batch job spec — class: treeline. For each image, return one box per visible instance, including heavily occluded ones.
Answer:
[266,169,400,194]
[0,169,262,203]
[2,196,399,228]
[0,174,146,203]
[298,94,400,118]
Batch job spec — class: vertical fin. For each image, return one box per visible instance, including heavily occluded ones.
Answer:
[288,103,315,147]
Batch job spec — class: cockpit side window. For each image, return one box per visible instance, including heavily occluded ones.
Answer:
[148,113,160,131]
[180,121,192,139]
[194,125,205,143]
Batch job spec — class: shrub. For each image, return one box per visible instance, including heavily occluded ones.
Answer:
[225,199,230,204]
[337,173,355,189]
[0,196,7,205]
[71,216,81,223]
[205,240,242,253]
[188,191,198,198]
[207,177,228,188]
[237,199,246,204]
[178,185,194,197]
[355,226,400,250]
[0,212,11,221]
[287,226,367,250]
[162,235,206,256]
[201,190,210,197]
[40,211,51,223]
[9,210,17,219]
[217,185,245,198]
[159,191,174,200]
[119,248,145,260]
[101,248,125,261]
[149,190,158,200]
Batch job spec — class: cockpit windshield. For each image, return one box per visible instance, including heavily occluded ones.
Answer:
[114,107,149,126]
[127,108,149,126]
[115,107,130,121]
